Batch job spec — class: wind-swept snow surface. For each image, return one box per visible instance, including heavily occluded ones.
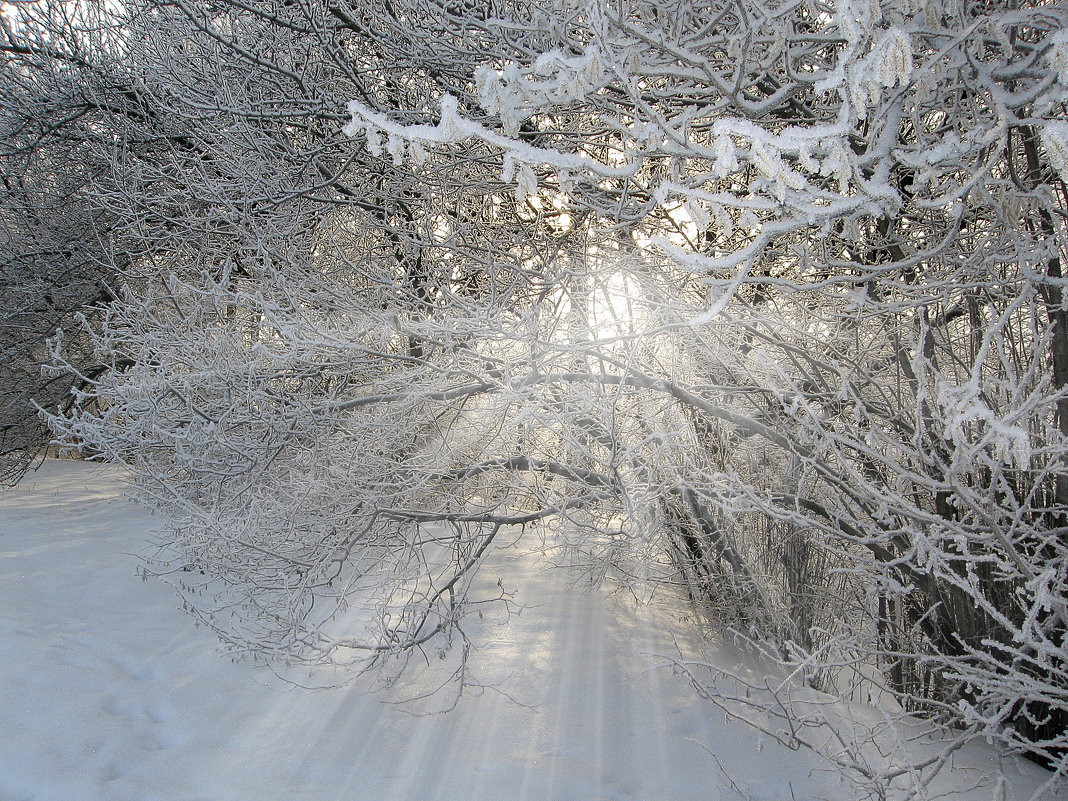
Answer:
[0,461,1056,801]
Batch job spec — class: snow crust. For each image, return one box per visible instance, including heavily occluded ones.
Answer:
[0,461,1054,801]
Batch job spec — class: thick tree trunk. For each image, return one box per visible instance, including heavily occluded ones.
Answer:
[1020,125,1068,511]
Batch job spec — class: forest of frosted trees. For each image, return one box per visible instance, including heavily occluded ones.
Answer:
[3,0,1068,790]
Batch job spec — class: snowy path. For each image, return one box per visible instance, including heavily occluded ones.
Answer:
[0,461,1054,801]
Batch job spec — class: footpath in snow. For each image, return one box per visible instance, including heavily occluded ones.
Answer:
[0,460,1056,801]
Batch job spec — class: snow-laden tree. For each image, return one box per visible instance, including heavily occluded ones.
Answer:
[37,0,1068,786]
[43,0,609,679]
[0,1,129,483]
[344,0,1068,779]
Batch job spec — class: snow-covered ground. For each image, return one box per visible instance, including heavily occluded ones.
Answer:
[0,460,1057,801]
